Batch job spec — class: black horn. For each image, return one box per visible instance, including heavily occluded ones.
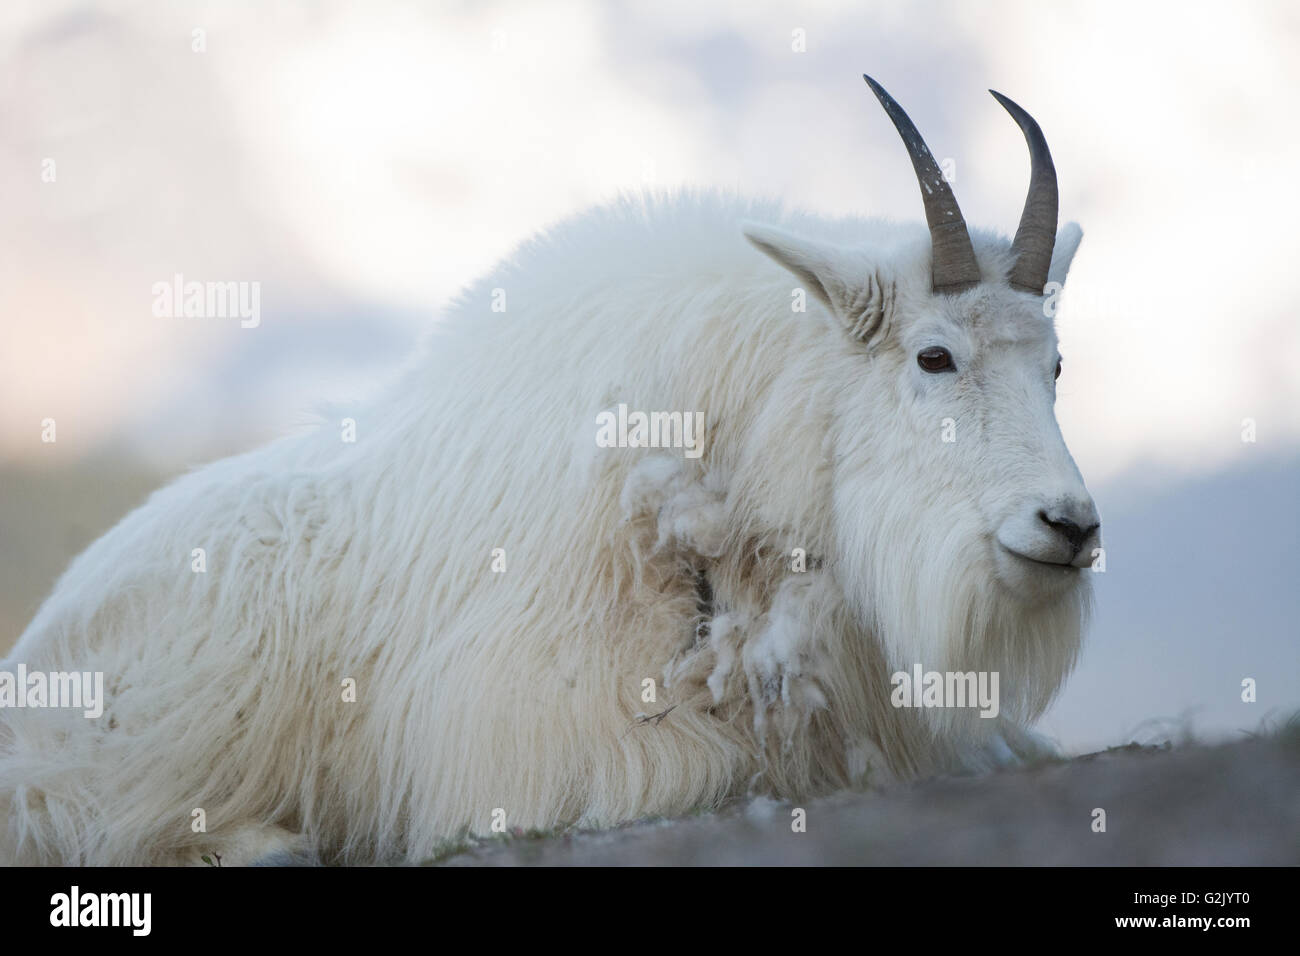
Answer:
[989,90,1058,295]
[863,75,982,293]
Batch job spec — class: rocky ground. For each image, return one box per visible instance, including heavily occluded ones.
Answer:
[435,732,1300,866]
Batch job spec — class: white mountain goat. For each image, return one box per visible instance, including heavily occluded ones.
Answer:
[1,76,1100,864]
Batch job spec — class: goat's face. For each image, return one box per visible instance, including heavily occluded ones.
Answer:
[884,273,1099,602]
[747,223,1099,612]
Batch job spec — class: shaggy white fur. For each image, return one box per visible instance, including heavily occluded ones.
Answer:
[0,190,1094,865]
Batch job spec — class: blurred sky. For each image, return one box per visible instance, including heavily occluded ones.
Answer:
[1,0,1296,751]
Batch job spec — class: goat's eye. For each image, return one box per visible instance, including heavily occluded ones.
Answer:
[917,347,954,373]
[1054,359,1062,380]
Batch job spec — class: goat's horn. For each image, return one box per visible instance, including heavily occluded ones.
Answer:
[863,74,981,293]
[989,90,1058,295]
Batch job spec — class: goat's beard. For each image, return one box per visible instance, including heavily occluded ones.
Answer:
[838,500,1091,735]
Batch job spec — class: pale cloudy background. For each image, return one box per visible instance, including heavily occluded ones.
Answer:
[0,0,1296,752]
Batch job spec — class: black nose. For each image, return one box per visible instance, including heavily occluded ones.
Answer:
[1038,510,1100,557]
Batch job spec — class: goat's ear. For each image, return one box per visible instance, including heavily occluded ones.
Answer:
[743,222,891,342]
[743,222,851,310]
[1047,222,1083,288]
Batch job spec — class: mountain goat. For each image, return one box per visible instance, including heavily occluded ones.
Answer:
[0,76,1099,864]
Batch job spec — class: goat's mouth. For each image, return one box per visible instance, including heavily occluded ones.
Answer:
[997,543,1079,570]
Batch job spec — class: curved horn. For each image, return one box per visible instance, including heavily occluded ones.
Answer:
[989,90,1058,294]
[863,74,981,293]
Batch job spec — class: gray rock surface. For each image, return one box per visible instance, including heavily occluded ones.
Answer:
[436,736,1300,866]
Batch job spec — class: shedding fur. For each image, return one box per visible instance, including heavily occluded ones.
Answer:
[0,190,1094,864]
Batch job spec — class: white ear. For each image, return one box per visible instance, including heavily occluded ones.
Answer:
[1047,222,1083,288]
[743,221,892,342]
[742,221,852,311]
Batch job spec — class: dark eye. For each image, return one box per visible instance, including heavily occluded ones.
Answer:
[917,347,954,373]
[1054,359,1062,380]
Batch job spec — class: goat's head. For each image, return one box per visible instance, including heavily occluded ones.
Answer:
[744,76,1098,698]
